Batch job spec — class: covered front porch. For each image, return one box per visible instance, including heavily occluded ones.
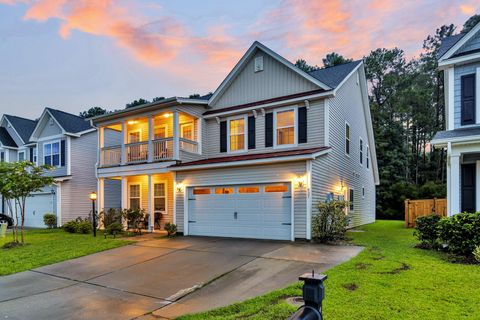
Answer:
[97,172,175,231]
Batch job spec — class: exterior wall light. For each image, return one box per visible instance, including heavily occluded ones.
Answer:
[176,183,185,193]
[335,180,346,194]
[294,176,306,188]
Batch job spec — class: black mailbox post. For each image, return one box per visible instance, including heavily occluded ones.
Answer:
[288,272,327,320]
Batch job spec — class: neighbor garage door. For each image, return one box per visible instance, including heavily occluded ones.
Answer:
[24,191,56,228]
[187,183,292,240]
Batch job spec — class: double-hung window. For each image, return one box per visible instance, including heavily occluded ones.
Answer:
[180,123,194,141]
[154,183,166,212]
[18,151,25,162]
[275,109,295,147]
[44,141,60,166]
[359,138,363,165]
[229,117,246,152]
[33,147,38,163]
[129,184,141,210]
[345,122,350,156]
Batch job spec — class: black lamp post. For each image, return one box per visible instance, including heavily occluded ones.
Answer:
[90,191,97,237]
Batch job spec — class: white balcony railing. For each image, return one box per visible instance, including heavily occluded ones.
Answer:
[101,146,122,166]
[153,138,174,161]
[180,138,199,154]
[126,141,149,163]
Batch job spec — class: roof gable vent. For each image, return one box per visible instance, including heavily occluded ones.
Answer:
[49,118,54,126]
[254,56,264,73]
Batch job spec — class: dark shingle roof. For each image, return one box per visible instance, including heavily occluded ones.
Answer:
[4,115,37,143]
[307,60,363,89]
[46,108,93,133]
[432,127,480,141]
[0,127,17,148]
[437,33,465,59]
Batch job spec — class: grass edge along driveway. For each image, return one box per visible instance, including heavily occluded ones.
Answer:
[1,229,131,276]
[179,221,480,320]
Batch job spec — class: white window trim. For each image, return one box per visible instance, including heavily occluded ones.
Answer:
[33,147,38,165]
[366,145,370,170]
[349,187,355,213]
[43,140,61,167]
[153,180,167,214]
[128,129,142,144]
[345,121,351,157]
[180,122,194,141]
[153,124,169,140]
[359,137,363,166]
[17,150,26,162]
[273,106,298,149]
[128,183,142,209]
[227,114,248,154]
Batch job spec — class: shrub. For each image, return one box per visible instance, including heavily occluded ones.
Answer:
[106,222,124,235]
[43,213,57,229]
[312,200,350,243]
[164,222,177,237]
[123,208,146,234]
[414,214,441,248]
[474,246,480,263]
[438,212,480,256]
[63,220,78,233]
[100,208,122,228]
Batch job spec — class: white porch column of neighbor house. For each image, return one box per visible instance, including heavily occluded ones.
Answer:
[97,178,105,228]
[449,154,461,216]
[121,176,128,227]
[173,111,180,160]
[121,120,127,165]
[98,126,104,166]
[148,174,154,230]
[148,115,153,163]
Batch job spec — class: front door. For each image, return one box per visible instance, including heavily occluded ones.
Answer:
[461,163,476,213]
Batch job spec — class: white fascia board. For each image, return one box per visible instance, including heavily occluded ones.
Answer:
[432,135,480,148]
[177,98,209,105]
[203,91,334,119]
[208,41,331,106]
[170,149,331,171]
[3,116,26,145]
[439,23,480,62]
[438,52,480,69]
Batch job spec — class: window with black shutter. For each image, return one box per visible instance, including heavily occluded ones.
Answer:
[220,121,227,153]
[265,113,273,147]
[248,116,255,149]
[461,74,476,125]
[298,107,307,143]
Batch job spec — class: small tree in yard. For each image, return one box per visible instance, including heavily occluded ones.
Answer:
[0,162,54,244]
[312,200,350,243]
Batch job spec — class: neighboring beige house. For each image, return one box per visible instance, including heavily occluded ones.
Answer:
[92,41,379,241]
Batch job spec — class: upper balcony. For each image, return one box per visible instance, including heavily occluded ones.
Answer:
[98,110,200,167]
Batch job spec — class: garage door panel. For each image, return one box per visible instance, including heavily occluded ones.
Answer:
[188,183,291,240]
[24,192,56,228]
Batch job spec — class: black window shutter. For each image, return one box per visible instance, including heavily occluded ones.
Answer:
[248,116,256,149]
[220,121,227,153]
[61,140,66,167]
[29,148,34,162]
[298,107,307,143]
[461,74,476,125]
[265,113,273,147]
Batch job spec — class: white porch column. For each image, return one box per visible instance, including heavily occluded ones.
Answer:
[148,115,154,163]
[121,177,128,209]
[98,178,105,211]
[98,126,104,166]
[173,111,180,160]
[450,154,461,216]
[148,174,154,230]
[121,120,127,165]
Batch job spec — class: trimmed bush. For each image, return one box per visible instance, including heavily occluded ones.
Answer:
[438,212,480,256]
[164,222,177,237]
[76,220,92,234]
[414,214,441,248]
[63,220,78,233]
[312,200,350,243]
[43,213,57,229]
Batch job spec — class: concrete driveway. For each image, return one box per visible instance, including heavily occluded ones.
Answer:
[0,236,362,320]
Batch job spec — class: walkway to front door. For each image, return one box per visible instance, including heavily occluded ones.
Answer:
[0,236,363,320]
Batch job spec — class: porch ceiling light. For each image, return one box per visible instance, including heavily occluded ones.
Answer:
[163,113,172,118]
[127,120,138,125]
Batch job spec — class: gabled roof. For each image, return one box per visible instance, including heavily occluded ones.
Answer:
[208,41,332,106]
[3,115,37,144]
[46,108,92,133]
[438,21,480,62]
[437,33,465,59]
[0,127,17,148]
[308,60,363,89]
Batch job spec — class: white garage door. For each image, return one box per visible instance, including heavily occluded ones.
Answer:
[188,183,292,240]
[24,192,56,228]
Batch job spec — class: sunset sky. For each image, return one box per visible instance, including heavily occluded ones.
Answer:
[0,0,478,119]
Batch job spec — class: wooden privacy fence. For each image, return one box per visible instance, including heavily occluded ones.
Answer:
[405,198,447,228]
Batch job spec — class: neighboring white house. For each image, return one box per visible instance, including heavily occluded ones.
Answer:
[0,108,97,227]
[432,21,480,215]
[92,41,379,241]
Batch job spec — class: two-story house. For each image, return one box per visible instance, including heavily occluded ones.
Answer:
[92,41,379,241]
[432,21,480,215]
[1,108,97,227]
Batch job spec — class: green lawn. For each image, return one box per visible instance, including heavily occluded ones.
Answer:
[179,221,480,320]
[0,229,132,276]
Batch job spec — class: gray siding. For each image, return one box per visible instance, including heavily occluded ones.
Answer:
[311,69,375,227]
[175,161,307,238]
[104,128,122,147]
[59,132,97,223]
[104,179,121,209]
[458,30,480,55]
[38,138,68,177]
[204,99,325,158]
[212,48,319,109]
[453,62,480,128]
